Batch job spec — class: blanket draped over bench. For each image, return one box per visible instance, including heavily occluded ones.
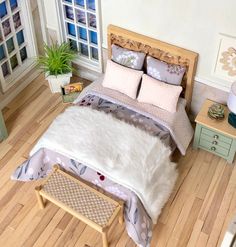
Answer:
[30,106,178,223]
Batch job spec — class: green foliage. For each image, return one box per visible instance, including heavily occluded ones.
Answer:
[37,42,76,76]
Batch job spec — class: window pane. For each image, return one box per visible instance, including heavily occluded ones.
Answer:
[65,5,74,20]
[6,38,15,54]
[20,47,27,62]
[10,0,18,11]
[2,62,9,77]
[88,13,96,28]
[60,0,100,65]
[0,2,7,19]
[87,0,95,11]
[0,0,35,89]
[68,38,77,51]
[10,54,18,70]
[78,27,87,41]
[67,23,76,36]
[90,30,97,44]
[80,43,88,57]
[75,0,84,7]
[13,12,21,30]
[2,19,11,37]
[91,47,98,60]
[76,9,86,25]
[16,30,24,46]
[0,45,5,61]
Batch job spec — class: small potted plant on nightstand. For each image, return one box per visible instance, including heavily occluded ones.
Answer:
[37,42,76,93]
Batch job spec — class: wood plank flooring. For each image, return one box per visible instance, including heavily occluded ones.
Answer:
[0,74,235,247]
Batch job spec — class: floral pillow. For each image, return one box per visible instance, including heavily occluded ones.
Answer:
[111,44,146,70]
[147,56,186,85]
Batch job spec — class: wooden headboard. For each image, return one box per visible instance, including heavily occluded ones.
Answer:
[107,25,198,112]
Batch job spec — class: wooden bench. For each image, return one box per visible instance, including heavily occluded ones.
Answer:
[35,165,124,247]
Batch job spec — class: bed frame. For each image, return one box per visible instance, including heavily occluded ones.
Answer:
[107,25,198,112]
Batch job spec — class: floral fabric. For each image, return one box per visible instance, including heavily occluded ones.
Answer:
[78,94,175,149]
[111,44,146,70]
[147,56,186,85]
[12,148,153,247]
[11,94,175,247]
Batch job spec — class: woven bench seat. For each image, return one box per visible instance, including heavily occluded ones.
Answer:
[35,165,123,247]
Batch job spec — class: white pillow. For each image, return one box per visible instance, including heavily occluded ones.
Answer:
[137,74,182,113]
[102,60,143,99]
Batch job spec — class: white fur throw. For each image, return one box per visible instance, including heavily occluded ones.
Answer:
[30,106,178,223]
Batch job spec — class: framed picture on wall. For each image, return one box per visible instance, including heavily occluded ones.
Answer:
[213,33,236,82]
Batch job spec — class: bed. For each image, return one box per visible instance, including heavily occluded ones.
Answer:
[11,25,198,247]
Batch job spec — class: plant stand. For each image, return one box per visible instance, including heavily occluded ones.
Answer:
[46,73,72,93]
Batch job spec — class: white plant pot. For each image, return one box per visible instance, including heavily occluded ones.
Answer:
[46,73,72,93]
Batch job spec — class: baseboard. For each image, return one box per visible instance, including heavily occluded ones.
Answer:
[73,65,101,82]
[194,76,230,92]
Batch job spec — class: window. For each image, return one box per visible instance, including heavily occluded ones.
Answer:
[59,0,102,72]
[0,0,37,92]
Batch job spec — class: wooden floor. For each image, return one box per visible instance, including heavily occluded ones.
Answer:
[0,74,235,247]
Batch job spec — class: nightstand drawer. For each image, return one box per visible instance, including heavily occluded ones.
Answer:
[199,139,229,157]
[200,133,231,150]
[201,127,233,145]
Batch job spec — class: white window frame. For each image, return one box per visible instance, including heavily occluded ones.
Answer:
[0,0,38,92]
[56,0,103,73]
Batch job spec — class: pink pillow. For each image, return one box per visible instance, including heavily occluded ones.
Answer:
[137,74,182,113]
[102,60,143,99]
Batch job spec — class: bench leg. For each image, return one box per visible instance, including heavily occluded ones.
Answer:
[118,204,124,225]
[35,186,45,209]
[102,231,108,247]
[118,211,123,225]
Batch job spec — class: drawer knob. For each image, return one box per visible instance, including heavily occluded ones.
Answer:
[214,135,219,139]
[211,146,216,151]
[212,141,218,145]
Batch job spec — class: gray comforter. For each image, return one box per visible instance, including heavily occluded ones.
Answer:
[11,94,176,247]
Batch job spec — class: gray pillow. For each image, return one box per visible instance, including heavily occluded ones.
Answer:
[111,44,146,70]
[146,56,186,85]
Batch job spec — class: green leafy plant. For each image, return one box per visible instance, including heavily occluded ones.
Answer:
[37,42,76,76]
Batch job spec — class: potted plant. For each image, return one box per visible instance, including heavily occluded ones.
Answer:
[37,42,76,93]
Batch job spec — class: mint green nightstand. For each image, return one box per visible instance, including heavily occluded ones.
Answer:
[193,99,236,164]
[0,110,8,141]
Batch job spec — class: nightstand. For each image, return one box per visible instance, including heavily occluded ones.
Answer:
[193,99,236,164]
[0,110,8,141]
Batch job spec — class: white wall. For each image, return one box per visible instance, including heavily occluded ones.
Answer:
[41,0,235,114]
[101,0,236,91]
[42,0,236,91]
[42,0,59,30]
